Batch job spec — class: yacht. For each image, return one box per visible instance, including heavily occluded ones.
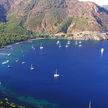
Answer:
[56,41,60,45]
[58,44,62,48]
[101,48,104,55]
[79,41,82,44]
[30,64,34,70]
[22,62,26,64]
[65,44,69,48]
[8,65,11,68]
[54,69,60,78]
[78,44,82,47]
[89,100,91,108]
[16,59,19,62]
[8,53,11,56]
[67,40,70,45]
[2,60,9,65]
[32,46,35,50]
[40,44,43,49]
[75,41,78,45]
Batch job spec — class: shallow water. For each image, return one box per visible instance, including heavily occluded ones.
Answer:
[0,39,108,108]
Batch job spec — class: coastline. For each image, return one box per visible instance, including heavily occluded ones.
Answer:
[0,31,108,50]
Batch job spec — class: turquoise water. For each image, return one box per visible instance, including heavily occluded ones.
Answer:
[0,39,108,108]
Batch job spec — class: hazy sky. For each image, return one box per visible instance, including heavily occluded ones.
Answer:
[79,0,108,5]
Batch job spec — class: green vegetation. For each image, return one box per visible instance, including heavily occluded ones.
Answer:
[0,98,25,108]
[55,17,73,33]
[0,20,33,48]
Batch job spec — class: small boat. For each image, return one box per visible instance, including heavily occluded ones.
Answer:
[58,44,62,48]
[75,41,78,45]
[22,62,26,64]
[78,44,82,47]
[101,48,104,55]
[16,59,19,62]
[79,41,82,44]
[30,64,34,70]
[67,40,70,45]
[8,53,11,56]
[54,69,60,78]
[56,41,60,45]
[89,100,91,108]
[40,44,43,50]
[65,45,69,48]
[32,46,35,50]
[8,65,11,68]
[2,60,9,65]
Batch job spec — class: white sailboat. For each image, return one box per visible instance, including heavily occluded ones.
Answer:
[56,41,60,45]
[22,61,26,64]
[101,48,104,55]
[16,59,19,62]
[40,44,43,49]
[32,45,35,50]
[8,65,11,68]
[75,41,78,45]
[54,69,59,78]
[30,64,34,70]
[8,53,11,56]
[2,60,9,65]
[78,44,82,47]
[79,41,82,44]
[65,44,69,48]
[89,100,91,108]
[58,44,62,48]
[67,40,70,45]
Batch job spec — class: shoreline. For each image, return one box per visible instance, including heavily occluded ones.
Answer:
[0,32,108,50]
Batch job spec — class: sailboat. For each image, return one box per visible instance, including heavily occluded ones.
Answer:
[30,64,34,70]
[54,69,60,78]
[79,41,82,44]
[65,44,69,48]
[16,59,19,62]
[32,45,35,50]
[75,41,78,45]
[67,40,70,45]
[89,100,91,108]
[58,44,62,48]
[40,44,43,49]
[78,44,82,47]
[101,48,104,55]
[56,41,60,45]
[8,65,11,68]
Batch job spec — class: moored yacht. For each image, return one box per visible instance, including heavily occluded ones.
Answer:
[56,40,60,45]
[40,44,43,49]
[67,40,70,45]
[101,48,104,55]
[65,44,69,48]
[30,64,34,70]
[54,69,60,78]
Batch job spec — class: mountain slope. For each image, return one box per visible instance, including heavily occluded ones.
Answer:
[1,0,108,33]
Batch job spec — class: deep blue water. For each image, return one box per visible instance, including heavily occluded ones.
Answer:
[0,39,108,108]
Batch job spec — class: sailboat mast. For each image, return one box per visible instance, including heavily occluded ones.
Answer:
[89,100,91,108]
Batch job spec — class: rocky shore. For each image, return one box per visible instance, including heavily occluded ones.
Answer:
[54,31,108,41]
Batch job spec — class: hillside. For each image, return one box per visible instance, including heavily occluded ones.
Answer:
[0,0,108,34]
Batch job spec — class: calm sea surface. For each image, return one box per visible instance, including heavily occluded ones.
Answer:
[0,39,108,108]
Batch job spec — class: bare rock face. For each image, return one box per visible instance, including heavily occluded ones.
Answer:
[0,0,108,33]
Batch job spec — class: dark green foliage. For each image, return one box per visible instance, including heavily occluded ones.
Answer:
[0,22,33,48]
[56,17,72,33]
